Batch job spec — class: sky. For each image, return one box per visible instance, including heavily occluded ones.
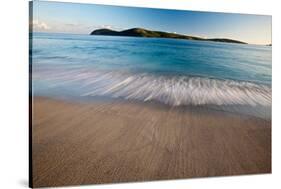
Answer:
[32,1,271,45]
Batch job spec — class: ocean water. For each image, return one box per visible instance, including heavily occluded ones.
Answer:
[31,32,272,117]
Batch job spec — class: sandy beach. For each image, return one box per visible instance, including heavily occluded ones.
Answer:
[31,96,271,187]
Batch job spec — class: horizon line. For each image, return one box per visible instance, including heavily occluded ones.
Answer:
[32,29,271,46]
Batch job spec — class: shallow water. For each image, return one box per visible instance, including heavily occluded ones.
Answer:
[31,32,272,118]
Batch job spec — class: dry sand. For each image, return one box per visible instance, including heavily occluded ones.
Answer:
[31,97,271,187]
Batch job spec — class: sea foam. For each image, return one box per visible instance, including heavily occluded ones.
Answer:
[33,67,271,106]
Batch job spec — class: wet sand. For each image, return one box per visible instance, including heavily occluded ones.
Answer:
[31,96,271,187]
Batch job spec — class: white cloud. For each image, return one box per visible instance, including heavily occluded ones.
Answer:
[91,24,124,31]
[30,20,124,34]
[33,20,50,31]
[101,25,113,29]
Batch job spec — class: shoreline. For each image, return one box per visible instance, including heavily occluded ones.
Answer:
[32,94,272,120]
[32,96,271,187]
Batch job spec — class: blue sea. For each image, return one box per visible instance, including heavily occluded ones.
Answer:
[31,32,272,118]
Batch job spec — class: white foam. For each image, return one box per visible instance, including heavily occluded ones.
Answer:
[33,67,272,106]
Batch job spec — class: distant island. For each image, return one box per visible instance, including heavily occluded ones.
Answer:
[90,28,247,44]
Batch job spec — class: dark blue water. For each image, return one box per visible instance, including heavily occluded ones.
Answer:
[31,32,271,109]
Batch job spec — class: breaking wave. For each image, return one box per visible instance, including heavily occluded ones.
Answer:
[33,68,271,106]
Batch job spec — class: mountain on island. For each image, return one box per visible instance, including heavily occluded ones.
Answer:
[90,28,247,44]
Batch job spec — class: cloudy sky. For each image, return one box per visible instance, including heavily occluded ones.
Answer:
[32,1,271,45]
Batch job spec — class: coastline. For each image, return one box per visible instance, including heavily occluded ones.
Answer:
[32,96,271,187]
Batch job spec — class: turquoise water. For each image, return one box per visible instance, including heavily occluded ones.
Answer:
[31,32,271,109]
